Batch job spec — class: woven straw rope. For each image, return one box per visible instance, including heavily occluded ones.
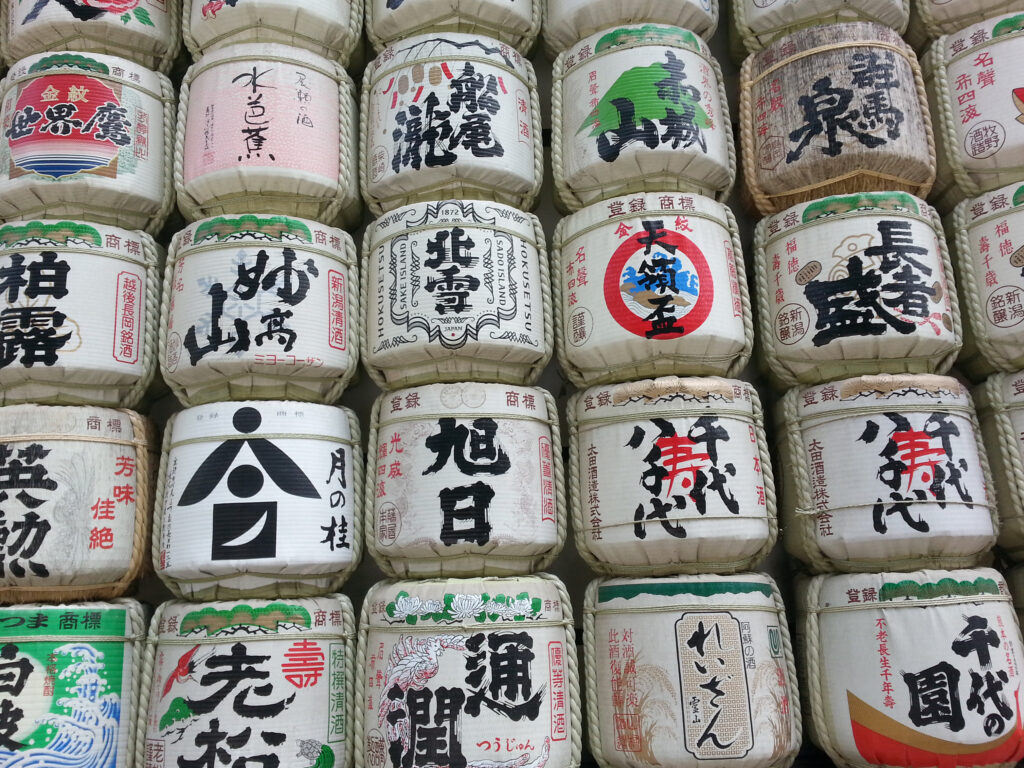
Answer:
[365,0,540,54]
[567,386,777,575]
[0,409,155,604]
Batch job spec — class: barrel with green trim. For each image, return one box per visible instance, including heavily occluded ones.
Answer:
[732,0,907,55]
[155,400,363,599]
[584,574,800,768]
[569,376,775,575]
[780,374,996,573]
[950,181,1024,378]
[906,0,1024,48]
[161,215,358,406]
[357,575,580,768]
[798,568,1024,767]
[366,382,564,577]
[0,599,145,768]
[754,191,960,387]
[0,219,159,407]
[367,0,538,54]
[922,12,1024,213]
[141,595,354,768]
[553,192,751,386]
[740,22,935,216]
[176,43,361,227]
[553,24,734,212]
[0,52,174,234]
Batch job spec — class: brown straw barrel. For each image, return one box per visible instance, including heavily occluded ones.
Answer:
[740,21,935,216]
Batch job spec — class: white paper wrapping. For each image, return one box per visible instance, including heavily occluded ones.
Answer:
[755,191,960,387]
[733,0,907,54]
[542,0,718,57]
[183,0,362,63]
[155,400,362,599]
[780,374,995,573]
[176,43,361,227]
[356,575,580,768]
[974,371,1024,562]
[361,33,542,215]
[554,191,750,386]
[798,568,1024,767]
[0,404,154,602]
[366,382,563,578]
[569,377,775,575]
[161,214,358,406]
[553,24,734,211]
[0,598,145,768]
[0,51,173,234]
[0,219,158,407]
[366,0,539,54]
[362,200,551,389]
[585,574,800,768]
[141,595,354,768]
[2,0,180,72]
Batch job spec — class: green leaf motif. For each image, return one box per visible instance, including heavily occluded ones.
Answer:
[134,6,155,26]
[120,11,131,22]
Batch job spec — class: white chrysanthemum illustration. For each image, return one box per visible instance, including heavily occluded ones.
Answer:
[449,593,485,620]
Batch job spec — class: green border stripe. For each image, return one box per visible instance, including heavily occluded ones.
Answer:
[598,581,771,603]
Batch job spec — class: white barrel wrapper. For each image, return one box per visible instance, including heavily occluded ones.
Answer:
[357,575,580,768]
[141,595,354,768]
[162,214,358,406]
[176,43,361,227]
[927,12,1024,213]
[907,0,1024,47]
[367,382,563,577]
[2,0,180,72]
[734,0,907,54]
[951,180,1024,378]
[542,0,718,57]
[156,400,363,599]
[0,219,158,407]
[0,52,173,234]
[584,574,800,768]
[569,377,775,575]
[554,191,750,386]
[183,0,362,63]
[366,0,539,54]
[799,568,1024,767]
[0,599,144,768]
[363,200,551,389]
[553,24,734,211]
[755,191,960,388]
[780,374,995,573]
[0,404,154,603]
[361,33,542,215]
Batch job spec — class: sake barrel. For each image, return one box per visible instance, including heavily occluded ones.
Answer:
[361,33,541,215]
[569,377,776,575]
[950,181,1024,378]
[162,214,358,406]
[799,568,1024,768]
[755,191,960,388]
[554,192,751,386]
[780,374,996,573]
[155,400,363,599]
[732,0,908,55]
[367,0,539,54]
[542,0,718,58]
[176,43,361,227]
[363,200,551,389]
[553,24,734,212]
[924,13,1024,214]
[0,599,145,767]
[974,371,1024,561]
[584,574,800,768]
[357,574,580,768]
[0,52,173,234]
[1008,564,1024,623]
[2,0,180,73]
[740,22,935,216]
[183,0,361,63]
[906,0,1024,48]
[141,595,354,768]
[366,382,563,577]
[0,219,159,407]
[0,404,155,603]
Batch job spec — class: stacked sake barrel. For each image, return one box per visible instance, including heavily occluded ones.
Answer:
[735,0,1024,762]
[544,9,804,768]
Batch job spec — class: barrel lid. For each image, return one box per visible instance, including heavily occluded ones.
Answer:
[957,179,1024,228]
[367,200,538,249]
[559,23,713,77]
[748,21,912,76]
[0,598,144,639]
[588,573,777,613]
[4,50,165,97]
[557,191,729,236]
[172,214,351,263]
[760,191,934,243]
[805,567,1010,611]
[941,11,1024,64]
[0,403,147,442]
[169,401,354,444]
[574,376,755,423]
[367,32,531,82]
[794,374,970,420]
[156,595,353,640]
[0,219,154,266]
[376,382,551,424]
[188,41,346,82]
